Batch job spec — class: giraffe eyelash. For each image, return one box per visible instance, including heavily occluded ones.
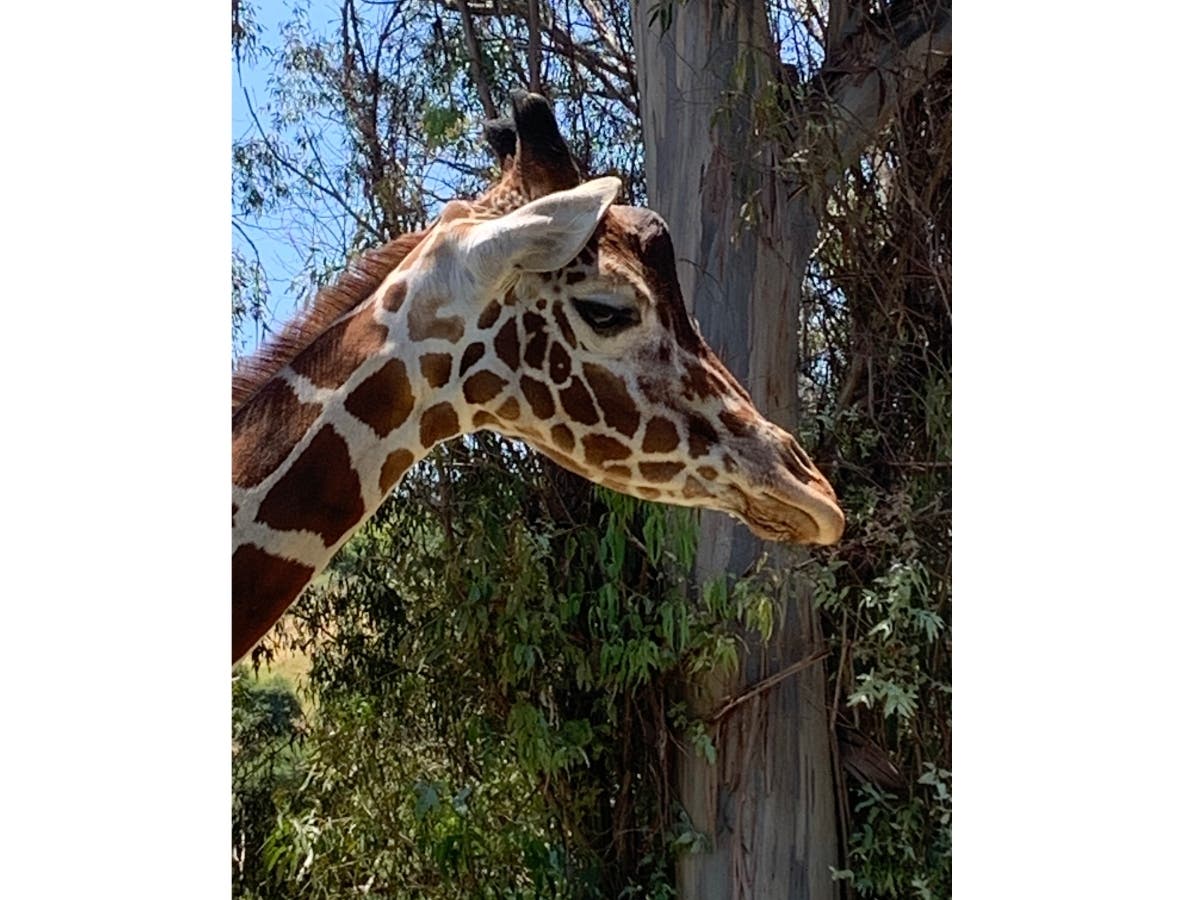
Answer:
[571,297,641,335]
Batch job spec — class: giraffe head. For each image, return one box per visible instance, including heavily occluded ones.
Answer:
[231,92,844,662]
[410,94,844,545]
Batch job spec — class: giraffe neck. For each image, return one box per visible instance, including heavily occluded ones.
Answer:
[232,238,474,660]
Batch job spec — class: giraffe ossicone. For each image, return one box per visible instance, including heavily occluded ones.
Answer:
[232,91,844,663]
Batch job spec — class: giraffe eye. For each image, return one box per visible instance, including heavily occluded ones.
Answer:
[571,297,641,335]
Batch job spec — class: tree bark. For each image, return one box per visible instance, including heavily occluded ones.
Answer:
[634,4,835,897]
[632,1,950,898]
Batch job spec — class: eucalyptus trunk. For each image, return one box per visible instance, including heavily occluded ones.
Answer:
[633,1,951,894]
[633,3,837,897]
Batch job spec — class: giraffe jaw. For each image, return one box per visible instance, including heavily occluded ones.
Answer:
[713,425,846,546]
[733,483,846,546]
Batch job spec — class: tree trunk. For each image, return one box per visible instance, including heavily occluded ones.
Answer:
[633,3,837,898]
[633,3,950,894]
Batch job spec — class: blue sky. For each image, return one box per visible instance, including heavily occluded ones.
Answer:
[232,0,348,353]
[232,0,482,357]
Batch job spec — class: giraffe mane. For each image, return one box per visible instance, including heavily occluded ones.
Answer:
[232,229,429,412]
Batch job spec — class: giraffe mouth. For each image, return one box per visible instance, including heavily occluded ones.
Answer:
[729,470,845,546]
[729,485,843,545]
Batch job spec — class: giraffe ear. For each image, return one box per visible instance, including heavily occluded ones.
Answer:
[462,177,622,281]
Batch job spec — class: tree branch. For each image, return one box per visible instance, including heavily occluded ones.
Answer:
[455,0,498,118]
[452,0,636,94]
[578,0,629,70]
[803,0,952,175]
[527,0,542,92]
[241,86,385,244]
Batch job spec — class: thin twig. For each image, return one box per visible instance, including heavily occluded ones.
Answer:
[241,86,385,244]
[526,0,542,92]
[707,648,831,723]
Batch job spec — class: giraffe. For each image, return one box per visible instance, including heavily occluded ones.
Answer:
[232,91,845,664]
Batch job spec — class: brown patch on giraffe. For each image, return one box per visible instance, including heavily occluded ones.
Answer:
[496,396,522,420]
[231,229,427,411]
[551,302,577,348]
[686,414,719,458]
[407,297,465,344]
[344,359,415,438]
[550,424,575,452]
[520,376,556,419]
[640,461,685,482]
[232,544,316,661]
[641,416,679,454]
[290,303,389,391]
[380,279,407,312]
[473,410,500,429]
[459,341,486,376]
[582,363,640,437]
[494,317,520,371]
[719,408,753,438]
[582,434,631,466]
[698,465,719,481]
[420,403,460,447]
[536,298,547,310]
[255,425,364,546]
[523,312,550,370]
[547,342,572,384]
[477,300,502,329]
[232,378,322,488]
[703,349,754,404]
[607,464,632,479]
[420,353,453,389]
[639,487,662,500]
[684,361,725,400]
[558,376,599,425]
[463,370,507,405]
[378,447,415,493]
[683,476,711,499]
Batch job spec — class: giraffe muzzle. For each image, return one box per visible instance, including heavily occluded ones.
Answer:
[727,433,845,546]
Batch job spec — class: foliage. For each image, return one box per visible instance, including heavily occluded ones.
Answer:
[799,64,953,899]
[236,435,782,897]
[232,665,307,898]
